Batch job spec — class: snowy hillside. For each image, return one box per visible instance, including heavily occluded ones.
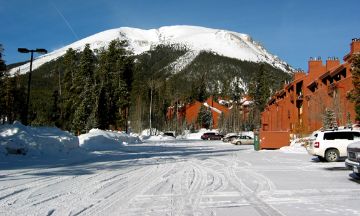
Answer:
[10,25,292,75]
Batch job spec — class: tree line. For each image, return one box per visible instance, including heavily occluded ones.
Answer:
[0,40,133,134]
[0,41,298,135]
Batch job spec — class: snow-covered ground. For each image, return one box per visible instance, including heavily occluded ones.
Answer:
[1,123,359,215]
[0,121,80,158]
[79,129,142,151]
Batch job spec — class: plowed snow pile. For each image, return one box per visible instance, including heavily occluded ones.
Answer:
[0,121,79,157]
[79,129,142,151]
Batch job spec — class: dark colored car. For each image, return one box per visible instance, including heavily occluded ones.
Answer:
[345,141,360,178]
[163,132,175,137]
[201,132,224,140]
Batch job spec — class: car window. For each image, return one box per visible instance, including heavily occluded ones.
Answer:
[353,132,360,140]
[323,132,337,140]
[323,132,353,140]
[346,132,354,140]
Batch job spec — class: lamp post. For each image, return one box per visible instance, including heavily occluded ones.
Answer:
[18,48,47,125]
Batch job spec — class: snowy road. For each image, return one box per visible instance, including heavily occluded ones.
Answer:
[1,140,360,216]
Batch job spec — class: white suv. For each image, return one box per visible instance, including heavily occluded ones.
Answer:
[306,129,360,162]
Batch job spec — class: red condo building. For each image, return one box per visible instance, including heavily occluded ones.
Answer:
[260,38,360,149]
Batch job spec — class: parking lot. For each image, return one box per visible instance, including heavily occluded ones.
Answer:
[1,140,359,216]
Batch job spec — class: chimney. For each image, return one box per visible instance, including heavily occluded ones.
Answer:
[326,57,340,71]
[344,38,360,62]
[308,57,325,79]
[293,69,306,80]
[350,38,360,55]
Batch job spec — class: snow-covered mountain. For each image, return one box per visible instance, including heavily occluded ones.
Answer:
[10,25,292,75]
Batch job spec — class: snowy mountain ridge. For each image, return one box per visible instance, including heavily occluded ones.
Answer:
[10,25,292,75]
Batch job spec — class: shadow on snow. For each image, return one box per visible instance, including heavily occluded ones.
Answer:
[0,140,246,178]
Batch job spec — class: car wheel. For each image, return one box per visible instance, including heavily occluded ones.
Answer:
[208,138,211,140]
[325,149,339,162]
[236,141,242,145]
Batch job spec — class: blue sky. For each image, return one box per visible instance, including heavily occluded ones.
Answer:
[1,0,359,70]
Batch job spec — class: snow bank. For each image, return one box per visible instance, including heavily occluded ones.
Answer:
[79,129,142,151]
[0,121,79,157]
[146,135,176,141]
[279,139,307,154]
[139,129,176,141]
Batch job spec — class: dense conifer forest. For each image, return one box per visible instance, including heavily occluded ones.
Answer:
[0,41,292,134]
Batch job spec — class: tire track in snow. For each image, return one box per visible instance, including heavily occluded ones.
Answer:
[0,188,28,200]
[118,163,182,216]
[189,161,216,216]
[193,158,229,215]
[84,162,176,215]
[0,174,73,211]
[119,159,210,216]
[209,153,283,216]
[0,159,143,215]
[177,161,206,215]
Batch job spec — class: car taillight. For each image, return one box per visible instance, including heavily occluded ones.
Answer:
[314,142,320,148]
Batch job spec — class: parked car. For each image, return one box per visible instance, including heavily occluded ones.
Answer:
[201,132,224,140]
[306,129,360,162]
[163,131,175,137]
[222,133,240,142]
[231,135,254,145]
[345,141,360,178]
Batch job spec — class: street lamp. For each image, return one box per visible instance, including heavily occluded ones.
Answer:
[18,48,47,125]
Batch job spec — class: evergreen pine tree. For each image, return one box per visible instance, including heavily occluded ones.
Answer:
[60,48,79,129]
[197,105,213,129]
[72,101,87,135]
[95,39,133,130]
[63,48,78,90]
[349,54,360,121]
[2,70,26,124]
[96,85,109,129]
[71,44,96,133]
[207,109,213,130]
[0,44,6,123]
[231,77,244,103]
[248,64,271,127]
[50,90,60,125]
[322,108,337,130]
[78,44,95,86]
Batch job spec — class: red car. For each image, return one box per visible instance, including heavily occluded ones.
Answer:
[201,132,224,140]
